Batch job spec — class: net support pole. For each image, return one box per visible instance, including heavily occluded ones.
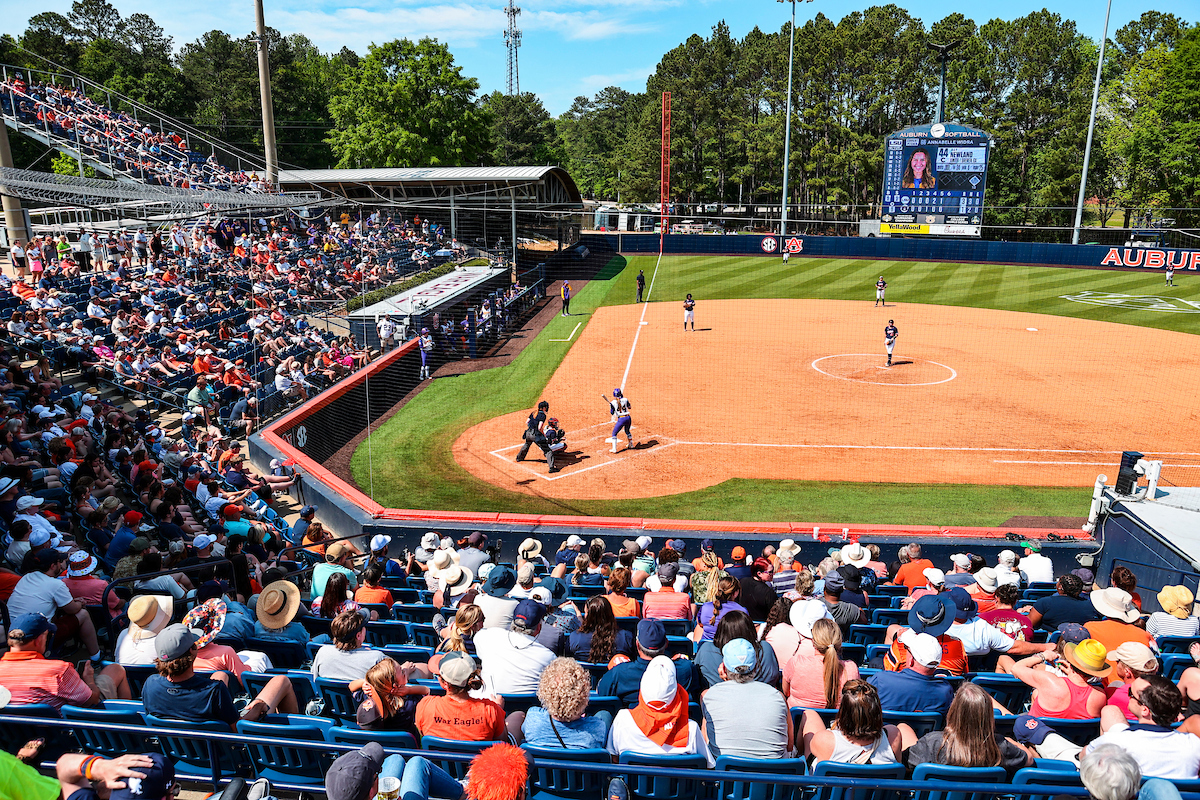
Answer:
[0,121,29,255]
[1071,0,1112,245]
[510,187,518,283]
[660,91,671,253]
[254,0,279,186]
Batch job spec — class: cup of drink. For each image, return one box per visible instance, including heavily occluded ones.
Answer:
[377,776,401,800]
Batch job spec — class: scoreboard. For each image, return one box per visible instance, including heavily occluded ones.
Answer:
[880,123,992,236]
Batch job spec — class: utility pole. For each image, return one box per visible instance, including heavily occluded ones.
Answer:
[780,0,796,239]
[926,40,961,124]
[0,122,30,257]
[254,0,279,186]
[504,0,522,95]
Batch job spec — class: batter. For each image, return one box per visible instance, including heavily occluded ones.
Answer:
[875,276,888,307]
[884,319,898,367]
[603,388,633,453]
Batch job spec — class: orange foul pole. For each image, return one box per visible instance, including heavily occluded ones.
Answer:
[660,91,671,253]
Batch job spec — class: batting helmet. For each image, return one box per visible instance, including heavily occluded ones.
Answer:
[612,388,622,398]
[420,327,429,334]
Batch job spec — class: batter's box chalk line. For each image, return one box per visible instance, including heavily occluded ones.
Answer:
[490,426,679,481]
[811,354,958,386]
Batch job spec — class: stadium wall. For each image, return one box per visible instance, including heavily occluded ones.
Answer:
[586,233,1200,271]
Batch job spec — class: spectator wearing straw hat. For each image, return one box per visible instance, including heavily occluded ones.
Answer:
[115,595,174,665]
[254,579,307,643]
[517,537,548,571]
[1086,587,1151,652]
[1008,638,1108,719]
[434,563,476,608]
[1103,642,1160,721]
[1147,585,1199,641]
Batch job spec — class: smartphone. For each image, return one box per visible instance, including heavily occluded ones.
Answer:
[75,660,89,676]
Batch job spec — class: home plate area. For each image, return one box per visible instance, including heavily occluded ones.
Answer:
[490,421,676,481]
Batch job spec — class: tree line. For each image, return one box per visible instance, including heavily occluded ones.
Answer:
[2,0,1197,226]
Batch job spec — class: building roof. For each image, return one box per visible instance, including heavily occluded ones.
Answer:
[279,166,568,185]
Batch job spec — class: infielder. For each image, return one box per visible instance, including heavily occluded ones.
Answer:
[683,293,696,331]
[884,319,898,367]
[516,399,557,472]
[875,276,887,307]
[603,388,633,453]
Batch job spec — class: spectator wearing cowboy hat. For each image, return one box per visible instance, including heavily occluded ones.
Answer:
[115,595,174,665]
[254,579,307,643]
[1086,587,1152,653]
[1007,637,1108,719]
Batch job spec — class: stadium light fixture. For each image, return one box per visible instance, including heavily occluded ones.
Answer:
[1072,0,1113,245]
[925,40,961,125]
[778,0,813,241]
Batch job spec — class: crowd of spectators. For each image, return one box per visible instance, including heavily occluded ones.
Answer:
[4,519,1200,799]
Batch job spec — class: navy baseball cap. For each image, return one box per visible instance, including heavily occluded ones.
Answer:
[637,619,667,650]
[948,587,977,621]
[512,599,546,629]
[667,539,686,552]
[700,538,714,552]
[9,613,55,642]
[326,742,385,800]
[110,752,174,800]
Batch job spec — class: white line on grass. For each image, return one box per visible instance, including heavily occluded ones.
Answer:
[620,249,664,391]
[550,322,582,342]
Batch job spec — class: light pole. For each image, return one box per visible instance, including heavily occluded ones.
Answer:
[1072,0,1113,245]
[779,0,796,239]
[926,40,961,124]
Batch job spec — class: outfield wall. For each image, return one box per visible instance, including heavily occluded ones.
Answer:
[586,232,1200,271]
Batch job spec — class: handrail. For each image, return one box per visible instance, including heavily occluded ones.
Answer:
[2,62,267,176]
[0,713,1096,796]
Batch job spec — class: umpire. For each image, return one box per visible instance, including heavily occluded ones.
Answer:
[516,400,557,472]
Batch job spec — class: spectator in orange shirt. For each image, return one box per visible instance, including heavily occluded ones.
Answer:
[355,565,395,607]
[1085,587,1151,653]
[969,567,999,614]
[893,543,935,593]
[604,567,640,618]
[691,538,725,572]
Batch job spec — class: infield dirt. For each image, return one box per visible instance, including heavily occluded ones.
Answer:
[452,299,1200,499]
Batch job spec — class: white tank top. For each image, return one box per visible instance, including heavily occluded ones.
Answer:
[828,730,897,765]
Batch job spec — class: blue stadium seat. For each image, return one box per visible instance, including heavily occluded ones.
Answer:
[522,745,610,800]
[1034,717,1100,746]
[849,624,890,646]
[1012,767,1085,792]
[409,623,441,648]
[1156,636,1196,654]
[658,619,693,638]
[421,736,503,779]
[122,664,159,698]
[235,718,332,785]
[715,755,808,800]
[328,725,417,750]
[245,637,308,669]
[142,713,250,783]
[882,711,944,737]
[910,764,1007,800]
[365,620,411,647]
[499,693,542,714]
[870,608,910,626]
[810,761,906,800]
[968,673,1033,712]
[791,705,838,728]
[619,752,709,800]
[62,704,154,759]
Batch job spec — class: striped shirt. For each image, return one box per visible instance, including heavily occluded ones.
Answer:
[0,651,92,709]
[1147,612,1200,640]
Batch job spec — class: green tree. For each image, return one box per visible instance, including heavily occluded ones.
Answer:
[1152,25,1200,222]
[67,0,122,42]
[480,91,558,165]
[326,38,491,168]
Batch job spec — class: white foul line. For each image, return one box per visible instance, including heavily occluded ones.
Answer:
[667,442,1200,455]
[620,249,664,391]
[550,322,582,342]
[995,460,1200,467]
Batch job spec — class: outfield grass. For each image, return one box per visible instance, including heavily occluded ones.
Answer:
[350,255,1199,524]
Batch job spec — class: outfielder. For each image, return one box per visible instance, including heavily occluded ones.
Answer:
[683,293,696,331]
[875,276,887,307]
[516,400,557,472]
[1166,265,1175,287]
[884,319,898,367]
[603,388,633,453]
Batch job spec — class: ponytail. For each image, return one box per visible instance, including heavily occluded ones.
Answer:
[811,617,844,709]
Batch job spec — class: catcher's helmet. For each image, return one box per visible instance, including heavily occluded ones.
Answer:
[612,388,622,398]
[547,417,558,427]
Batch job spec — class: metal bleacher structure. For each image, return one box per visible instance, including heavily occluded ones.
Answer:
[0,63,326,229]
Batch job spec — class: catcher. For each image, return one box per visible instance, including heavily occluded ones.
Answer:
[602,388,633,454]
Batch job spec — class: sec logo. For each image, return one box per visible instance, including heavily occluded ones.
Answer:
[760,236,779,253]
[295,426,308,448]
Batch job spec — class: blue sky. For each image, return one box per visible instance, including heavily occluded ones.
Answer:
[16,0,1197,115]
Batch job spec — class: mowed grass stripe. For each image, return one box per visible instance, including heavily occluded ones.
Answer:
[351,253,1199,523]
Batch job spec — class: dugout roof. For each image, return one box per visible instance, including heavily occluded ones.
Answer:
[276,166,582,209]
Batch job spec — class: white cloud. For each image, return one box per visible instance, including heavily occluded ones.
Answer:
[270,4,508,52]
[523,10,656,40]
